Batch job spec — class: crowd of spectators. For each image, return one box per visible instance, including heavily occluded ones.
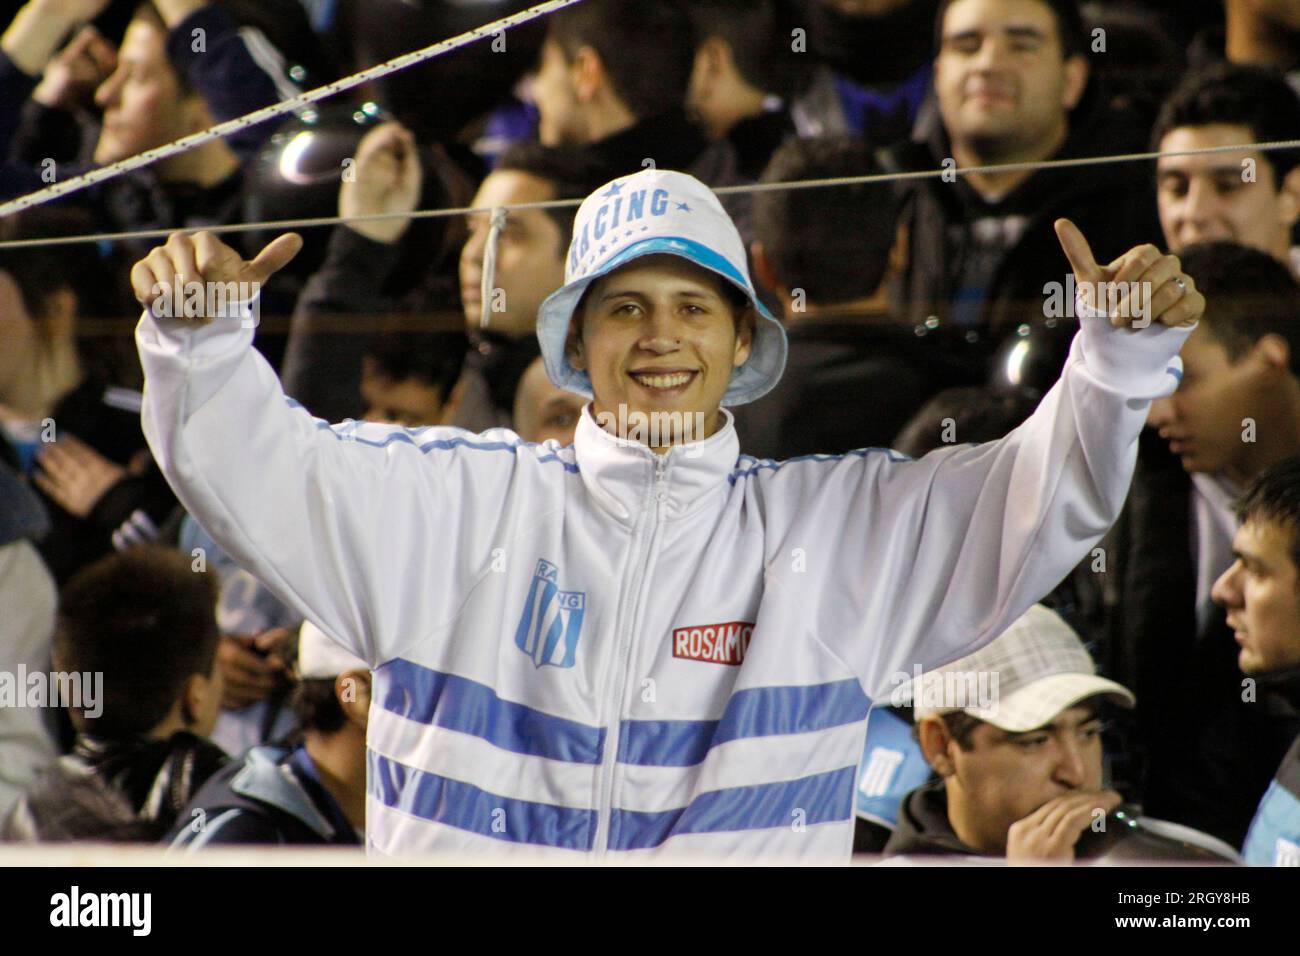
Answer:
[2,0,1300,864]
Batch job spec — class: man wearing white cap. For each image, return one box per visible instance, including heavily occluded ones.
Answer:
[886,604,1134,860]
[132,164,1200,860]
[169,623,369,848]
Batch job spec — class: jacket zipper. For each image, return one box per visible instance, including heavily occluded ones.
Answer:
[593,453,667,855]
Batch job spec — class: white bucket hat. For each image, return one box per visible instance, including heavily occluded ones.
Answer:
[535,168,788,406]
[910,604,1135,733]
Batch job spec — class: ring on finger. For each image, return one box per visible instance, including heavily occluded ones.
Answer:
[1172,276,1187,296]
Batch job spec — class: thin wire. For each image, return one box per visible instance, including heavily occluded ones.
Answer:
[0,0,587,220]
[0,138,1293,251]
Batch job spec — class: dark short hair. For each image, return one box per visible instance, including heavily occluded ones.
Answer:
[753,135,899,303]
[684,0,808,100]
[290,678,347,736]
[549,0,696,119]
[893,386,1039,459]
[55,546,219,737]
[1151,63,1300,184]
[1177,242,1300,374]
[494,141,606,251]
[935,0,1087,59]
[1235,455,1300,578]
[364,330,468,402]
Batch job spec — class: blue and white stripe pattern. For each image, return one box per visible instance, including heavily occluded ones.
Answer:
[365,658,870,858]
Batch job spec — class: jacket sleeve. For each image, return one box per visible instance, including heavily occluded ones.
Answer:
[767,306,1196,700]
[136,305,519,667]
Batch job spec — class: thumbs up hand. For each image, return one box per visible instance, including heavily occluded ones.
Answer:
[1054,218,1202,329]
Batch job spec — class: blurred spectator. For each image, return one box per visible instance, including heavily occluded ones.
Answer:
[1213,457,1300,865]
[0,0,326,276]
[530,0,736,186]
[1152,64,1300,275]
[684,0,802,181]
[511,356,584,446]
[360,331,467,428]
[884,0,1161,353]
[736,135,970,459]
[1189,0,1300,91]
[0,208,173,586]
[891,384,1038,458]
[282,129,598,430]
[1079,2,1185,130]
[169,622,367,847]
[1115,242,1300,846]
[886,604,1237,861]
[1,545,227,842]
[0,440,57,820]
[788,0,937,144]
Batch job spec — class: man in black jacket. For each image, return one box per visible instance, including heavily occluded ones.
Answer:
[885,605,1134,860]
[1115,242,1300,847]
[883,0,1161,358]
[1,546,226,842]
[529,0,739,189]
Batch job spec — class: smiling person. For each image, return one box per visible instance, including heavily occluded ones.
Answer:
[885,0,1162,347]
[131,166,1198,860]
[1211,456,1300,865]
[1152,63,1300,271]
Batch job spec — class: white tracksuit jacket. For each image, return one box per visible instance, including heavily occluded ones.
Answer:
[137,305,1192,861]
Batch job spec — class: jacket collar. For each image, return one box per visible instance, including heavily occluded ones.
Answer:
[572,403,739,525]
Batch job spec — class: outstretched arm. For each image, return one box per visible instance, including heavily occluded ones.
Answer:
[133,230,510,666]
[777,220,1201,696]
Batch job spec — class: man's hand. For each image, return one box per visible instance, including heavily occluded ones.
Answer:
[131,230,302,324]
[217,628,292,710]
[1055,218,1204,329]
[1005,789,1122,862]
[1,0,111,77]
[32,25,116,110]
[33,432,126,518]
[339,123,422,245]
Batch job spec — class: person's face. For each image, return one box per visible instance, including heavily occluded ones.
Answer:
[944,706,1105,850]
[512,357,584,445]
[569,256,752,449]
[1157,125,1299,257]
[934,0,1083,153]
[531,37,586,147]
[460,171,567,336]
[93,18,189,165]
[360,360,446,428]
[1213,518,1300,675]
[1147,326,1272,475]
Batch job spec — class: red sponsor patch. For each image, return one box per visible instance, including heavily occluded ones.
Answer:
[671,621,755,665]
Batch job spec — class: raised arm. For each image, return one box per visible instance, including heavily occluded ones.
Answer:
[132,230,513,665]
[772,220,1202,697]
